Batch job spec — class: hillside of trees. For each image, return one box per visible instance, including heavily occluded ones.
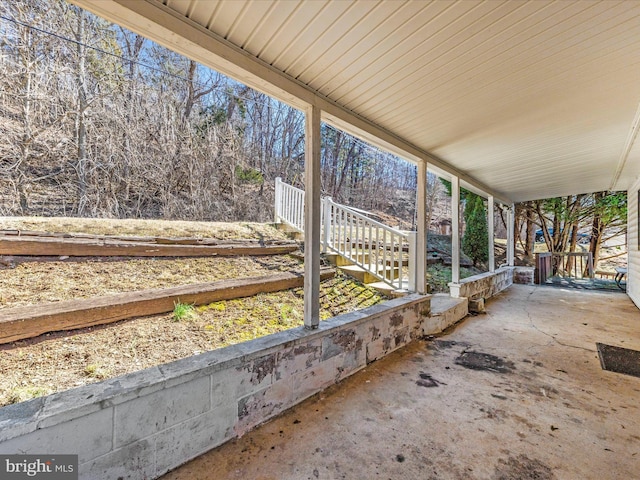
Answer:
[0,1,418,222]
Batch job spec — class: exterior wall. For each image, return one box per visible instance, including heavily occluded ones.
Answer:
[0,294,432,480]
[628,177,640,308]
[448,266,514,299]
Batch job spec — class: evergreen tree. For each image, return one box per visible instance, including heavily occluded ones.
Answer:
[462,194,488,267]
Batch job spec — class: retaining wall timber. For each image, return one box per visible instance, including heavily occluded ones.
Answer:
[448,266,514,300]
[0,294,431,480]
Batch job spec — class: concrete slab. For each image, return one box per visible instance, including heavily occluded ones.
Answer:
[160,285,640,480]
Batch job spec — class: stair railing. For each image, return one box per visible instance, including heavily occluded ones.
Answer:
[274,177,305,232]
[275,178,416,291]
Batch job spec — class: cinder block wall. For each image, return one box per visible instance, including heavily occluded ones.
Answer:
[0,294,432,480]
[449,266,514,299]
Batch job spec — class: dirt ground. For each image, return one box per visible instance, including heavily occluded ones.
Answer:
[1,216,291,240]
[0,217,386,407]
[0,272,383,407]
[0,255,302,308]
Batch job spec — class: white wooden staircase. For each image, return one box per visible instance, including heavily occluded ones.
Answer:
[274,178,416,296]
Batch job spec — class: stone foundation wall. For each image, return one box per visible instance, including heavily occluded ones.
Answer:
[0,294,431,480]
[448,266,514,300]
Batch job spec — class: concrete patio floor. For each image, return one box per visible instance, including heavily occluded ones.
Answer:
[160,285,640,480]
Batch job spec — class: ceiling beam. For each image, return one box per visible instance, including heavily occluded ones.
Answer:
[71,0,512,204]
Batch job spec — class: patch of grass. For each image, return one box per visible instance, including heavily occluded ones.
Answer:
[84,364,109,380]
[7,386,52,405]
[173,302,198,322]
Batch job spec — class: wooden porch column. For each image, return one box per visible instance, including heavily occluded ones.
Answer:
[507,203,515,267]
[451,175,460,285]
[416,160,428,294]
[488,195,495,273]
[304,104,321,329]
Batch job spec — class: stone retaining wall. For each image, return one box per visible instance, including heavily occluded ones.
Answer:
[513,266,535,285]
[0,294,432,480]
[448,266,514,300]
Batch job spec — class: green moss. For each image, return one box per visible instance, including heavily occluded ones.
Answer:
[199,301,226,312]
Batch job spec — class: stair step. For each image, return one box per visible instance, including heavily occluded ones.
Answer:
[339,264,400,284]
[276,223,304,241]
[324,252,370,267]
[338,265,370,283]
[366,281,409,298]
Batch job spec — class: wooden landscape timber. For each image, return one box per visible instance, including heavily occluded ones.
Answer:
[0,234,298,257]
[0,230,294,246]
[0,268,335,344]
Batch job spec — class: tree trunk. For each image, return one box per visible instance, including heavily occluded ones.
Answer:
[75,8,88,215]
[589,192,605,272]
[523,202,535,264]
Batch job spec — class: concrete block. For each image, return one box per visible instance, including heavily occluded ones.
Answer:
[366,330,398,363]
[333,351,367,383]
[210,369,240,410]
[245,353,277,387]
[210,353,277,404]
[236,378,293,435]
[336,342,365,373]
[426,295,468,335]
[0,397,47,441]
[154,403,237,476]
[289,356,340,404]
[0,407,113,463]
[115,375,210,448]
[80,438,155,480]
[469,297,486,313]
[321,328,357,361]
[276,338,323,379]
[392,326,410,349]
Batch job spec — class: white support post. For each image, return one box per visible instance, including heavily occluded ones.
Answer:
[415,160,427,294]
[451,175,461,289]
[274,177,282,223]
[322,198,332,253]
[304,105,321,329]
[408,231,417,292]
[488,195,495,273]
[507,203,515,267]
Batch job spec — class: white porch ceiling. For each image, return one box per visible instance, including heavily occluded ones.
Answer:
[74,0,640,203]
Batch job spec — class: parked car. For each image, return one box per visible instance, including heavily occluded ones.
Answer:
[535,228,551,242]
[535,228,590,244]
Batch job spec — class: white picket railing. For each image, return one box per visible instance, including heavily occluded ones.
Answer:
[274,178,416,291]
[274,177,305,232]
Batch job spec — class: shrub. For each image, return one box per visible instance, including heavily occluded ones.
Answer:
[462,194,489,267]
[235,165,264,184]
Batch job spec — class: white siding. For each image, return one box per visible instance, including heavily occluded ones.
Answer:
[628,177,640,308]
